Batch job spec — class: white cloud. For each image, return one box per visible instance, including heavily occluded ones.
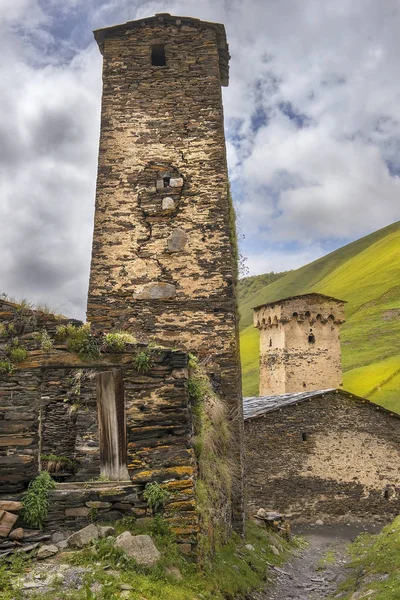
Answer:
[1,0,400,312]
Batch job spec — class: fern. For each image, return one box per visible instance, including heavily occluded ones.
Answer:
[22,471,56,529]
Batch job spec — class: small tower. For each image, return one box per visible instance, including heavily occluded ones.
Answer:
[253,293,346,395]
[87,14,244,531]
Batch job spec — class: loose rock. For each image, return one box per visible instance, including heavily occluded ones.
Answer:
[36,544,59,560]
[114,532,160,567]
[67,524,99,548]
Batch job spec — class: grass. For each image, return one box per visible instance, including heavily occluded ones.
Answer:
[317,549,337,570]
[0,520,292,600]
[331,516,400,599]
[239,221,400,411]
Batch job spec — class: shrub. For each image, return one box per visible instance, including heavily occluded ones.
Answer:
[56,323,99,360]
[103,331,136,353]
[9,346,27,363]
[0,360,13,376]
[143,482,171,515]
[22,471,56,529]
[33,329,53,353]
[133,350,152,373]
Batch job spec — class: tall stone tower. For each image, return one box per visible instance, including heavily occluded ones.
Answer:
[87,14,244,531]
[253,293,346,396]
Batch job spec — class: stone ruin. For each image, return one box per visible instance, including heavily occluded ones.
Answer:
[0,13,244,552]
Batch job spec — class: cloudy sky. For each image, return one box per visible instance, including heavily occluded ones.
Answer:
[1,0,400,319]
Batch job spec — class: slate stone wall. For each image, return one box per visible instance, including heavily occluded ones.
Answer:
[244,391,400,523]
[0,300,199,545]
[87,15,244,531]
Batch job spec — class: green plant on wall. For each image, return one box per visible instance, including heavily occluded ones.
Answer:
[21,471,56,529]
[64,369,96,411]
[40,454,75,473]
[188,355,233,559]
[5,338,28,364]
[103,331,136,353]
[33,329,53,353]
[133,349,152,373]
[0,360,14,377]
[56,323,99,360]
[143,482,171,515]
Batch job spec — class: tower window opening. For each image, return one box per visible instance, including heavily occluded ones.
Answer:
[384,488,390,499]
[151,44,166,66]
[163,176,171,187]
[308,333,315,344]
[269,338,272,347]
[302,432,309,441]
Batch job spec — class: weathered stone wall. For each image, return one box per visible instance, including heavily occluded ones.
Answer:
[0,299,200,544]
[244,391,400,523]
[87,14,244,531]
[254,294,345,395]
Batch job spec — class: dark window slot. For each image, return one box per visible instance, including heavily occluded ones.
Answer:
[151,44,166,66]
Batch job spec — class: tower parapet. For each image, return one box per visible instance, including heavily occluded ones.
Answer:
[253,293,346,395]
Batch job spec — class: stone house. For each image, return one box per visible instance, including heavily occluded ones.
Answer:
[244,389,400,523]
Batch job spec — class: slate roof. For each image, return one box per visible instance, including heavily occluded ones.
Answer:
[243,389,336,420]
[243,389,400,421]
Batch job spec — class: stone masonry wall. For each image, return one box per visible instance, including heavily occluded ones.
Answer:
[244,391,400,524]
[87,15,244,531]
[254,295,345,395]
[0,299,200,544]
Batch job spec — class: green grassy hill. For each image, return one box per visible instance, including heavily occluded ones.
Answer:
[239,221,400,413]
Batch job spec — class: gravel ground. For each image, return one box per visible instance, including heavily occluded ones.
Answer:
[249,523,381,600]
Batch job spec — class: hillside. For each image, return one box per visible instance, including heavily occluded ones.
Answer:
[239,221,400,413]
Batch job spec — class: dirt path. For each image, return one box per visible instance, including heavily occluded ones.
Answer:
[254,523,381,600]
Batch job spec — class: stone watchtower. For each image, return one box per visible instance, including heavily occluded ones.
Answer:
[87,14,244,531]
[253,293,346,396]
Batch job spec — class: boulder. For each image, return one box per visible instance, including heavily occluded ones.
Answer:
[98,525,115,538]
[36,544,59,560]
[66,524,99,548]
[0,510,18,537]
[114,532,160,567]
[165,567,182,580]
[9,527,24,541]
[51,531,67,544]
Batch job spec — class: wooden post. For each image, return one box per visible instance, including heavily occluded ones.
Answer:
[96,370,129,481]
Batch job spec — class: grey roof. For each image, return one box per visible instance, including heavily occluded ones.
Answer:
[243,389,400,421]
[243,389,336,420]
[252,292,347,312]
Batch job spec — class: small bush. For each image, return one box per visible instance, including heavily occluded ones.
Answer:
[133,350,152,373]
[143,482,171,515]
[22,471,56,529]
[56,323,99,360]
[0,360,13,376]
[9,346,27,363]
[103,331,136,353]
[33,329,53,353]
